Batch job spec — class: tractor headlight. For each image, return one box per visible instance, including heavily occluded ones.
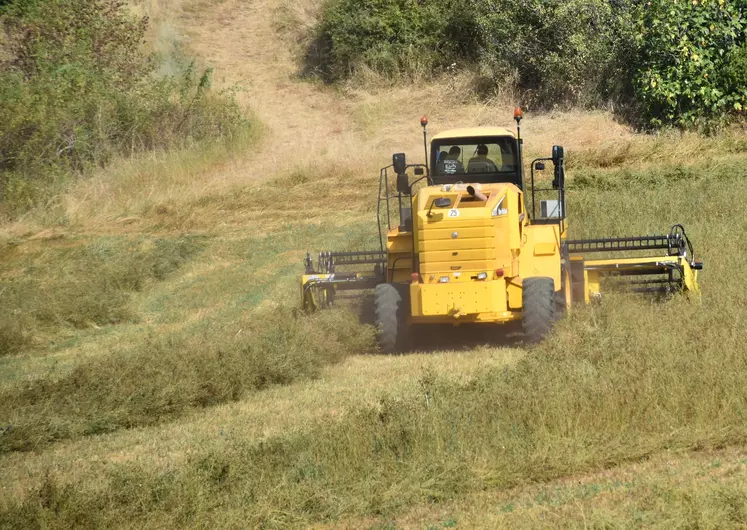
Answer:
[439,276,450,283]
[476,272,488,280]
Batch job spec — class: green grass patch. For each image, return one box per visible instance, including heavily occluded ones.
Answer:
[0,236,204,355]
[3,295,747,527]
[0,307,374,453]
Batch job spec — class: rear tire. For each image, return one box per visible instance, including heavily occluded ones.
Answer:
[522,277,556,344]
[374,283,411,354]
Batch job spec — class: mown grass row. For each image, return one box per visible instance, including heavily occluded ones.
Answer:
[394,447,747,528]
[0,307,373,454]
[4,293,746,528]
[1,149,745,526]
[0,237,204,356]
[0,210,379,452]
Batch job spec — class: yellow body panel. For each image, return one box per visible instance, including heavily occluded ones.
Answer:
[519,224,562,291]
[410,281,507,318]
[418,237,493,251]
[507,280,522,309]
[431,127,516,141]
[387,227,414,283]
[420,260,497,275]
[421,249,494,262]
[416,226,495,240]
[397,181,564,324]
[534,242,556,255]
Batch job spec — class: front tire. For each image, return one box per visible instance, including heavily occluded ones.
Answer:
[374,283,411,353]
[522,277,556,344]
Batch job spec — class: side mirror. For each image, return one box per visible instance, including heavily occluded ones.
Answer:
[552,145,564,190]
[427,196,451,217]
[552,145,564,166]
[414,167,424,176]
[397,172,410,194]
[535,162,545,171]
[393,153,407,175]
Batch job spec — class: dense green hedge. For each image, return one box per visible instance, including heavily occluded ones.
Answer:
[0,0,248,215]
[634,0,747,128]
[310,0,747,128]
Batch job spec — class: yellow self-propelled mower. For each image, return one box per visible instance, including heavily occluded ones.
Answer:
[301,111,703,352]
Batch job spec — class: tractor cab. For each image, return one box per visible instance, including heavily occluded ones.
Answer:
[429,128,522,188]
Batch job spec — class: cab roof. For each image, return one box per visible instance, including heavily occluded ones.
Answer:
[431,126,515,141]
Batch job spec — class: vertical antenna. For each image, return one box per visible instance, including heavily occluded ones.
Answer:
[514,107,523,141]
[421,116,429,174]
[514,107,524,190]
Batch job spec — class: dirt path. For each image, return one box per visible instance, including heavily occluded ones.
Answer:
[178,0,359,177]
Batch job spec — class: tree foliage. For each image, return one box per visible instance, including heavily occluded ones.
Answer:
[634,0,747,128]
[311,0,634,106]
[312,0,747,129]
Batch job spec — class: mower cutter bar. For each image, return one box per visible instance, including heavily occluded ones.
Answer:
[565,234,685,256]
[621,277,684,293]
[302,250,387,311]
[569,225,702,302]
[307,250,386,274]
[566,224,698,262]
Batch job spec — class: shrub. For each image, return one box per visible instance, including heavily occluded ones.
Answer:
[310,0,634,107]
[311,0,747,127]
[308,0,446,80]
[633,0,747,128]
[0,0,248,215]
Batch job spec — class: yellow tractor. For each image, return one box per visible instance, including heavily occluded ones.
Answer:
[301,110,703,352]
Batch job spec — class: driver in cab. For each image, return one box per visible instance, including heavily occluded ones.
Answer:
[437,146,465,176]
[468,143,498,173]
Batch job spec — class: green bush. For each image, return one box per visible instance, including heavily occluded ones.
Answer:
[463,0,635,107]
[310,0,633,106]
[307,0,444,80]
[634,0,747,128]
[0,0,248,215]
[311,0,747,127]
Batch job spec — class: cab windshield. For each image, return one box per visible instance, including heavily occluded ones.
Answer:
[430,136,520,187]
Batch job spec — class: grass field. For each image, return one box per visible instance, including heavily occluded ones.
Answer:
[2,0,747,528]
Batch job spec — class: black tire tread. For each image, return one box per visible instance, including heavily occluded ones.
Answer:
[374,283,410,353]
[523,277,555,343]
